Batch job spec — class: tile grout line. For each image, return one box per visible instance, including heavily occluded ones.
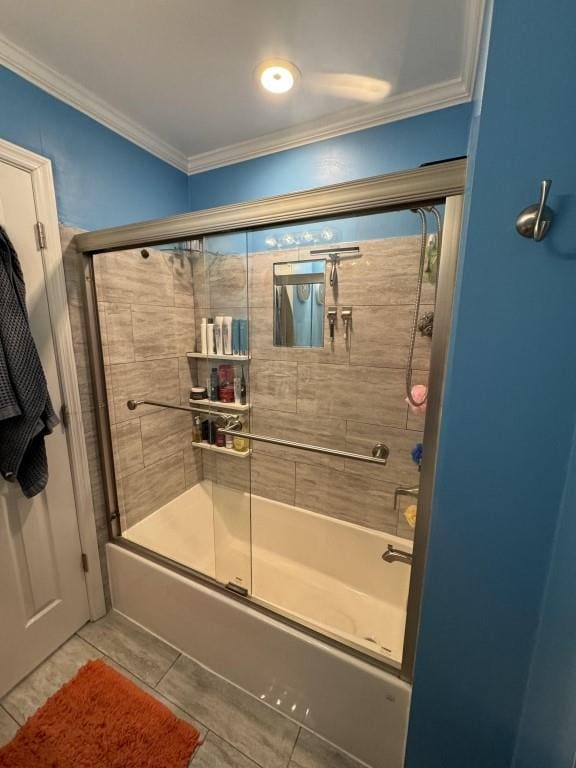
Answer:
[0,703,20,730]
[153,651,182,690]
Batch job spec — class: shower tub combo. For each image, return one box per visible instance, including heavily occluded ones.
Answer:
[77,161,465,768]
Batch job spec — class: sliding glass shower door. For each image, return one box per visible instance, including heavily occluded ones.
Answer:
[245,207,438,664]
[91,201,442,667]
[92,235,252,592]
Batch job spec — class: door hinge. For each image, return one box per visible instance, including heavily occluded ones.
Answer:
[81,553,89,573]
[60,403,70,429]
[34,221,47,250]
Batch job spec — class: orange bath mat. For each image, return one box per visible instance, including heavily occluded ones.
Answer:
[0,659,200,768]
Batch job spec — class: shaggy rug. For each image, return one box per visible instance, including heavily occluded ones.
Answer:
[0,659,201,767]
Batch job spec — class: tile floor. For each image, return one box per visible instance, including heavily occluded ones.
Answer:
[0,611,365,768]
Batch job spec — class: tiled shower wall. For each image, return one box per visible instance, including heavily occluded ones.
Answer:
[92,245,202,530]
[59,227,202,601]
[193,235,434,540]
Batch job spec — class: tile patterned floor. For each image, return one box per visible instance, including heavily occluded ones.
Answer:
[0,611,365,768]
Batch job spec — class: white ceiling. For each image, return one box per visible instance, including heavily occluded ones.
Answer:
[0,0,485,172]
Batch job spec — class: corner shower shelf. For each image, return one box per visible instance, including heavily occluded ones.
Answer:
[190,441,251,458]
[187,352,251,362]
[189,399,251,413]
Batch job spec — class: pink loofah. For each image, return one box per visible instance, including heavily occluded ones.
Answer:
[406,384,428,415]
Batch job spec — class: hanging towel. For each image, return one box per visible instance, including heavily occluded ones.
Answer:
[0,226,59,498]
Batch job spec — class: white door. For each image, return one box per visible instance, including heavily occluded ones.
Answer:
[0,159,90,696]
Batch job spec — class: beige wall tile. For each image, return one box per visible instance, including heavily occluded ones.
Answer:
[100,303,134,364]
[170,250,197,308]
[112,420,144,478]
[344,421,422,486]
[297,363,407,427]
[295,463,397,532]
[251,360,297,412]
[349,305,410,369]
[215,454,250,492]
[122,452,186,528]
[203,251,248,308]
[248,249,299,308]
[174,307,196,356]
[250,454,295,504]
[94,247,174,306]
[184,445,203,488]
[325,236,421,306]
[132,305,177,360]
[202,451,217,481]
[140,408,193,466]
[251,407,345,470]
[110,358,180,423]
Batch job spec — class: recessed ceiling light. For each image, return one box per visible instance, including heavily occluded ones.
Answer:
[256,59,300,94]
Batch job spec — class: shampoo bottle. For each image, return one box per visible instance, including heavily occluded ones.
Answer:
[206,318,215,355]
[233,366,242,404]
[209,368,219,401]
[214,316,223,355]
[200,318,208,355]
[223,316,233,355]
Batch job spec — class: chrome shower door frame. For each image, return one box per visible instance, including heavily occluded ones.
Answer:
[77,159,466,683]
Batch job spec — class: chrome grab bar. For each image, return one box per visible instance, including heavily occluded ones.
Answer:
[127,399,389,466]
[382,545,413,565]
[127,398,224,418]
[218,426,388,465]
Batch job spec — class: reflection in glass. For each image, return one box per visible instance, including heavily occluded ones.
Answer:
[273,259,325,348]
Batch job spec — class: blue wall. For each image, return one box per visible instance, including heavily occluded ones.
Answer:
[0,66,188,230]
[188,104,471,210]
[512,428,576,768]
[406,1,576,766]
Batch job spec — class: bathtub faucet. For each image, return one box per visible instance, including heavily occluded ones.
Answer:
[394,485,419,510]
[382,545,413,565]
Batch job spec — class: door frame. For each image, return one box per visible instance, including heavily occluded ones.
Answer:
[0,137,105,620]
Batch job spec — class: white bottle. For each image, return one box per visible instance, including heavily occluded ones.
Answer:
[206,318,215,356]
[200,318,208,355]
[214,316,224,355]
[223,316,233,355]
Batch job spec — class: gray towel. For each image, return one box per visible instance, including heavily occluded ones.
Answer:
[0,226,59,497]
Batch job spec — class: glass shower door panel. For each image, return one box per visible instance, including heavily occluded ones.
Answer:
[200,232,252,594]
[247,209,440,662]
[92,241,221,580]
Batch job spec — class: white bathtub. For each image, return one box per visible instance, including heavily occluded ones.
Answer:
[124,481,412,663]
[115,481,412,767]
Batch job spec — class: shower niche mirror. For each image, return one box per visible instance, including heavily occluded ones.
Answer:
[273,258,325,347]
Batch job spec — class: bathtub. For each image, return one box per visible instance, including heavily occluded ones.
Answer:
[113,481,412,767]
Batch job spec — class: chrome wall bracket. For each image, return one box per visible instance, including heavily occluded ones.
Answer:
[515,179,554,241]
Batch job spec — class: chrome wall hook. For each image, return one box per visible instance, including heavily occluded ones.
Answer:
[516,179,554,241]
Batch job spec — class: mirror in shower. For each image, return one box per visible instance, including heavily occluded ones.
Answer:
[273,259,325,347]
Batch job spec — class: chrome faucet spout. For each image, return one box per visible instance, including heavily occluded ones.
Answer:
[382,545,413,565]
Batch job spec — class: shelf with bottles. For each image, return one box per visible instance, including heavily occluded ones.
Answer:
[187,352,251,362]
[190,399,251,412]
[190,441,251,458]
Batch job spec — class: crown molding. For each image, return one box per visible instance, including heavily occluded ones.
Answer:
[185,0,485,175]
[0,0,484,178]
[0,33,188,171]
[186,76,471,175]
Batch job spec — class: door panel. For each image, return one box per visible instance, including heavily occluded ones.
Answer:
[0,159,90,696]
